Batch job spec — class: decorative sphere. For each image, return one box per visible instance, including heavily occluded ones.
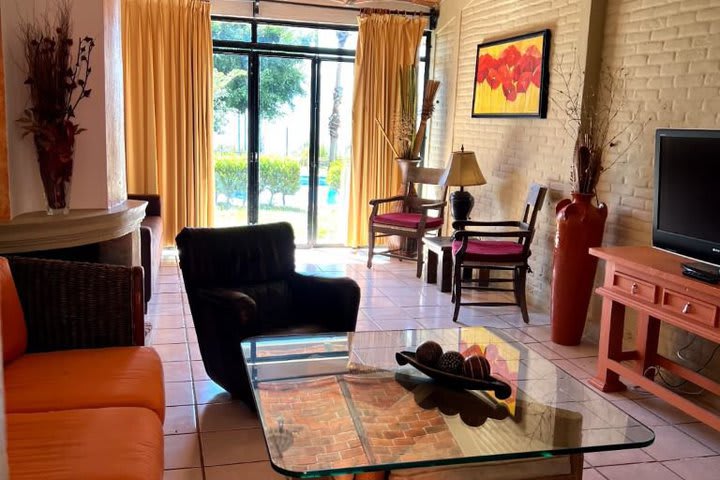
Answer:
[416,341,443,367]
[437,351,464,374]
[460,409,487,427]
[462,355,492,380]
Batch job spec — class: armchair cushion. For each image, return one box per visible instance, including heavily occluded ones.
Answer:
[452,239,524,261]
[374,212,444,229]
[4,346,165,421]
[7,407,163,480]
[1,258,27,364]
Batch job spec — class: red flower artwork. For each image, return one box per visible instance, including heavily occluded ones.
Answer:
[475,42,543,102]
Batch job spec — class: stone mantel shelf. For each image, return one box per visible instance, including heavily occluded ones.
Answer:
[0,200,147,254]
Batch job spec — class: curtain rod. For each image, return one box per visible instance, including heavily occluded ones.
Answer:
[254,0,434,18]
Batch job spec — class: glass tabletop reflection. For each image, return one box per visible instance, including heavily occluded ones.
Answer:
[241,328,654,478]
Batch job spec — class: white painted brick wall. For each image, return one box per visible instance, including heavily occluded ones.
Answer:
[429,0,581,312]
[430,0,720,358]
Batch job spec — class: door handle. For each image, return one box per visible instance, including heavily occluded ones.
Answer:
[682,302,691,314]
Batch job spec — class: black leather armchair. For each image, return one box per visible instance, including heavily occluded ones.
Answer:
[175,222,361,402]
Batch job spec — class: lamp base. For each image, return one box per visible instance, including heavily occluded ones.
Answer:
[450,190,475,221]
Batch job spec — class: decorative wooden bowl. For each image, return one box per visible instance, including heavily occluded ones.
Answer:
[396,351,512,400]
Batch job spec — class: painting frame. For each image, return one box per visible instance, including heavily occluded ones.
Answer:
[471,29,551,119]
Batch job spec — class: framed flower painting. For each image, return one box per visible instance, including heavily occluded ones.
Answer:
[472,29,551,118]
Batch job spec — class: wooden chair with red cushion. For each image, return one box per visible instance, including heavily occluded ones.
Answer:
[367,167,448,278]
[451,183,547,323]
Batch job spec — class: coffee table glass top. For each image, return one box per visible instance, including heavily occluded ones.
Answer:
[241,328,654,478]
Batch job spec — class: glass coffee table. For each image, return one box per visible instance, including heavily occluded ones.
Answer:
[241,328,654,478]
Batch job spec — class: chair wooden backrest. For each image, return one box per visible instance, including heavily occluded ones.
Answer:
[520,183,548,249]
[404,167,449,217]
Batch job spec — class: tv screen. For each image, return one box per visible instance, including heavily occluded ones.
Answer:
[653,129,720,266]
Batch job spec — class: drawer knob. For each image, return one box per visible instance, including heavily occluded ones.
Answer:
[682,302,692,314]
[631,283,638,294]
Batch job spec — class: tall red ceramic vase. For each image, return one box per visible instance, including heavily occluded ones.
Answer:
[551,193,608,345]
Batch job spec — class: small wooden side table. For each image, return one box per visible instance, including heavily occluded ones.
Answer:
[423,236,454,292]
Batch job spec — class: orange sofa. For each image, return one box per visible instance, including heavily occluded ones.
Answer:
[1,256,165,480]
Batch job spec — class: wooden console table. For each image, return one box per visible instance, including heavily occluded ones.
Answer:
[589,246,720,431]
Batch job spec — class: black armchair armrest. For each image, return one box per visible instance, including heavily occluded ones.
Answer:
[8,257,145,351]
[128,193,162,217]
[289,273,361,332]
[189,288,258,400]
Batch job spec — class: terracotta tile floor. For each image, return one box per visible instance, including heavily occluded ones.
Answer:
[150,249,720,480]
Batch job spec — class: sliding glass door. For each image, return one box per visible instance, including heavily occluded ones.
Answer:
[213,52,250,226]
[257,56,312,244]
[212,18,430,246]
[316,59,353,244]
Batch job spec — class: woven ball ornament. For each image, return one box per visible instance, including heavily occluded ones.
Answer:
[416,341,444,367]
[462,355,492,380]
[437,351,464,374]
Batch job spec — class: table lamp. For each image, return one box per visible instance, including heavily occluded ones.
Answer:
[440,146,486,221]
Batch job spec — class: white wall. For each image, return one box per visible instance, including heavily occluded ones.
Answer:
[0,0,126,217]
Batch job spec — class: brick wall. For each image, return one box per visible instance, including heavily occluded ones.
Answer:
[429,0,582,313]
[258,374,462,472]
[429,1,720,356]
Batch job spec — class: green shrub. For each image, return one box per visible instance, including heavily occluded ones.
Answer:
[214,152,247,207]
[260,155,300,206]
[214,153,300,207]
[327,160,343,191]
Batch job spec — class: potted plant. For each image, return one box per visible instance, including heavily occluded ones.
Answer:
[551,63,648,346]
[18,1,94,215]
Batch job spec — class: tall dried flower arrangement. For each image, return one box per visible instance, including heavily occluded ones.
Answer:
[17,0,94,214]
[553,61,648,195]
[377,66,441,161]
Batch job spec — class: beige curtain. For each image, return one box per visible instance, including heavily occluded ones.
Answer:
[122,0,213,246]
[346,14,425,248]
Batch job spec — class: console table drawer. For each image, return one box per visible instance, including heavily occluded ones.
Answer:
[661,289,718,327]
[612,272,656,304]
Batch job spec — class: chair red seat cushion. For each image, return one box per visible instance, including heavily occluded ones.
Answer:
[373,213,443,229]
[452,239,524,261]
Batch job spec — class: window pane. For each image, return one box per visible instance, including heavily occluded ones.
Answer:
[317,60,353,244]
[212,20,251,42]
[258,57,312,245]
[257,24,357,50]
[213,53,250,227]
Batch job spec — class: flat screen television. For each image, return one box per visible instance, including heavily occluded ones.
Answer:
[653,129,720,266]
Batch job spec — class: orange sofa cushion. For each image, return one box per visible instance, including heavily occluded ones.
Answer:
[0,257,27,364]
[7,407,163,480]
[4,346,165,421]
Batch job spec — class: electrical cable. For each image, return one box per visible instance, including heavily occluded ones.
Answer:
[647,342,720,396]
[676,335,697,362]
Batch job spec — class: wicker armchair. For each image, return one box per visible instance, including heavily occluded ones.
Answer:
[7,256,146,349]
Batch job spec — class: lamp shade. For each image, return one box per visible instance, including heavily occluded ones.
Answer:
[440,148,487,187]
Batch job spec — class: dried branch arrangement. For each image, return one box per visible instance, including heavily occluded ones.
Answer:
[377,65,441,160]
[17,0,95,141]
[395,65,418,159]
[553,60,650,195]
